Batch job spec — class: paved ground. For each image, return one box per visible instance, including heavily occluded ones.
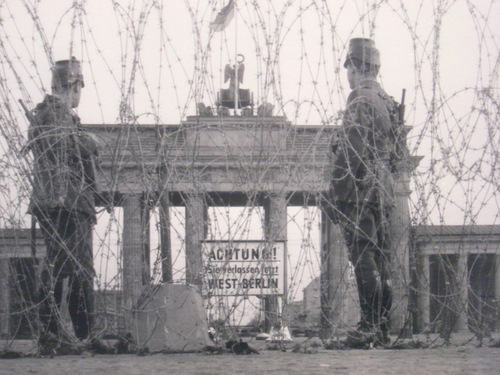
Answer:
[1,335,499,375]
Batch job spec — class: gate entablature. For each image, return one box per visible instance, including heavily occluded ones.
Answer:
[84,115,336,201]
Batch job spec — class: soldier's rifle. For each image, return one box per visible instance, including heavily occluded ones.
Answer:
[399,88,406,128]
[19,98,38,259]
[19,99,35,124]
[399,89,408,159]
[393,89,408,168]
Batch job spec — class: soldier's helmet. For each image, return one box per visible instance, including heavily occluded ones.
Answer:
[344,38,380,68]
[51,57,85,90]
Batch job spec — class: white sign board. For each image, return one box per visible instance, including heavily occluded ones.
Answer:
[201,241,286,296]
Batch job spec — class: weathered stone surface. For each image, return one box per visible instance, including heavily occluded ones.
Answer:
[135,283,210,352]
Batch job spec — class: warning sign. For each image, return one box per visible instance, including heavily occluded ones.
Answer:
[201,241,286,296]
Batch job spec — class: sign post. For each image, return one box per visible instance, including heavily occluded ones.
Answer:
[201,240,286,297]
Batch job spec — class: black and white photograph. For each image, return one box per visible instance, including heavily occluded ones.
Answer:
[0,1,499,374]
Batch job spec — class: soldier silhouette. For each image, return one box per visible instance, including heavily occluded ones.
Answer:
[329,39,400,347]
[27,57,108,354]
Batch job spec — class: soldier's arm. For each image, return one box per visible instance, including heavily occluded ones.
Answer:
[27,105,75,161]
[331,92,371,199]
[75,131,99,158]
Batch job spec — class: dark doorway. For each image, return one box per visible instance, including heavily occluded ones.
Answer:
[9,258,38,338]
[468,254,497,335]
[429,254,461,333]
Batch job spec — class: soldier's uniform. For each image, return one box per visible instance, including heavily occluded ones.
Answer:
[28,58,99,342]
[329,39,399,343]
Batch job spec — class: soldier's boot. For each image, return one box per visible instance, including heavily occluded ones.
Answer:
[345,322,379,349]
[88,336,114,354]
[38,332,59,357]
[373,317,391,347]
[374,330,391,347]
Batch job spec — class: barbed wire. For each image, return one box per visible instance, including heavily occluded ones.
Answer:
[0,0,499,351]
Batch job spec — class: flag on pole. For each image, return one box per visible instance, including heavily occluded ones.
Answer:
[210,0,235,32]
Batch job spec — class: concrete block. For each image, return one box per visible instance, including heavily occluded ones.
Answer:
[135,283,210,352]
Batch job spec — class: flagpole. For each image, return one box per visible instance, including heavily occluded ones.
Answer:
[234,0,238,116]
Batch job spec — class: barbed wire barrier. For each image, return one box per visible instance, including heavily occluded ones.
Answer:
[0,0,499,355]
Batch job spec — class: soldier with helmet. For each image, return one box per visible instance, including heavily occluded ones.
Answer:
[328,38,400,347]
[27,57,106,354]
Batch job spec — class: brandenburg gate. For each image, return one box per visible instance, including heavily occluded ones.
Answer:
[85,112,414,335]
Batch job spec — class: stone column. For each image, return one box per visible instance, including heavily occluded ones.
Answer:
[320,211,350,339]
[159,192,173,283]
[0,257,9,337]
[389,168,412,337]
[454,253,469,332]
[122,194,149,317]
[263,192,287,333]
[416,254,431,332]
[185,193,206,290]
[495,255,500,333]
[143,203,150,285]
